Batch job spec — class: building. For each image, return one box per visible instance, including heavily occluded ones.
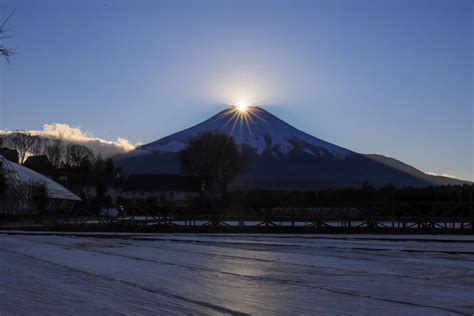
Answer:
[23,155,52,174]
[119,174,201,204]
[0,155,81,214]
[82,173,123,202]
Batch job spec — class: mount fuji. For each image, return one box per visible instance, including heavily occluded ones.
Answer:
[115,106,468,189]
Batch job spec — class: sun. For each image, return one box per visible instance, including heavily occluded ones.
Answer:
[236,100,249,113]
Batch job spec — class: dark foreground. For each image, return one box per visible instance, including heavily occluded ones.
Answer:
[1,232,473,315]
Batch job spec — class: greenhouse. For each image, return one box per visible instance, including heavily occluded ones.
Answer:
[0,155,81,214]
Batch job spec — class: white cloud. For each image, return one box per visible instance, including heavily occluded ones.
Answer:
[0,123,137,157]
[425,171,458,179]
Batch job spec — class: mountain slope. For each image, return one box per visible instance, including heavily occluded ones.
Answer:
[115,106,466,189]
[365,154,471,186]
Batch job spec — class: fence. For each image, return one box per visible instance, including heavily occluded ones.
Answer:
[1,201,473,233]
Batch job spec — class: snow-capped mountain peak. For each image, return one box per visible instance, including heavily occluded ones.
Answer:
[115,106,469,188]
[139,106,350,159]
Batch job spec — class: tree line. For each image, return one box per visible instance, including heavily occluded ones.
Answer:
[1,130,472,218]
[0,132,118,209]
[1,132,96,168]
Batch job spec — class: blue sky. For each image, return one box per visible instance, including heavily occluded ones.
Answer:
[0,0,472,180]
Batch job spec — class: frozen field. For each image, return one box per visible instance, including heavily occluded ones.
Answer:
[1,233,474,315]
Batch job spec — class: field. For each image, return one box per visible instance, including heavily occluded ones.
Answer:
[1,232,473,315]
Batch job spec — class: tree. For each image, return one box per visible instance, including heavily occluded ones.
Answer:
[94,154,104,171]
[105,158,115,174]
[0,10,15,62]
[64,144,94,168]
[9,132,39,164]
[30,137,46,156]
[179,131,245,198]
[45,139,65,168]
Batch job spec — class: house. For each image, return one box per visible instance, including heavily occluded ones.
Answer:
[119,174,201,204]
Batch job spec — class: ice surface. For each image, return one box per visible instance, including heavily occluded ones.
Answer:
[1,233,473,315]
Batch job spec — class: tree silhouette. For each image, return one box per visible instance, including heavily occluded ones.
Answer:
[9,132,39,164]
[64,144,94,168]
[179,131,245,198]
[0,10,15,62]
[45,139,65,168]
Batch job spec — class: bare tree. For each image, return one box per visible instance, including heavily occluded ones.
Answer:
[0,134,10,148]
[45,139,65,168]
[9,132,39,164]
[65,143,94,168]
[180,131,245,197]
[30,137,46,156]
[0,10,15,62]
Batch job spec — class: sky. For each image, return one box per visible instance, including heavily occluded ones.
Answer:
[0,0,472,180]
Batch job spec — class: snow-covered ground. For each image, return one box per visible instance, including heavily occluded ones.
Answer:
[1,233,473,315]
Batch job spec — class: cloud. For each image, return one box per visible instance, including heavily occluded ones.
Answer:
[0,123,137,157]
[425,171,458,179]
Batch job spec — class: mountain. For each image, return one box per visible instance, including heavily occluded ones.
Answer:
[365,154,470,186]
[115,106,468,189]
